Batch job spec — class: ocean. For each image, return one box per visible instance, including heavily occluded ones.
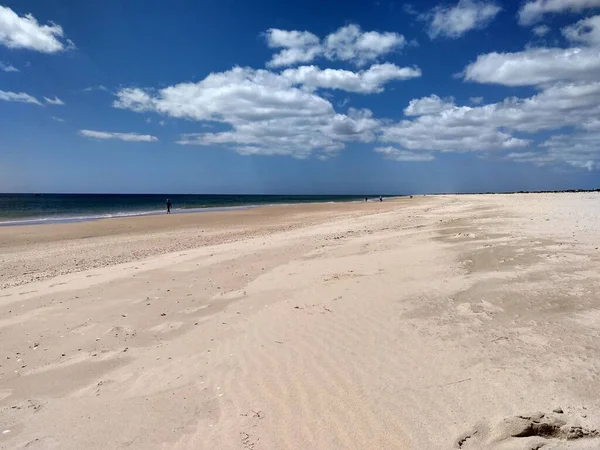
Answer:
[0,194,372,226]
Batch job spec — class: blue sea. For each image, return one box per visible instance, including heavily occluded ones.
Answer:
[0,194,373,226]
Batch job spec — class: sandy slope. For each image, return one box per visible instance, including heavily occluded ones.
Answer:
[1,194,599,449]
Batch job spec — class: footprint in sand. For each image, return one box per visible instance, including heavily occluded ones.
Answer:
[21,436,60,449]
[456,411,599,449]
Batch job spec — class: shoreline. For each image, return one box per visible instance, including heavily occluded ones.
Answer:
[0,197,412,289]
[0,204,259,227]
[0,196,392,227]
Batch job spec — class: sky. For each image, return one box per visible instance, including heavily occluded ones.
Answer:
[1,0,600,194]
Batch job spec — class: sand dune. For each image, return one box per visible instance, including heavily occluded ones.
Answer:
[1,194,600,449]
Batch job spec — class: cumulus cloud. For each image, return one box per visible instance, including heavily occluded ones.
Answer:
[323,24,406,65]
[176,107,380,159]
[114,68,334,121]
[112,66,409,157]
[0,89,41,105]
[404,95,455,116]
[281,63,421,93]
[0,61,18,72]
[79,130,158,142]
[374,146,434,161]
[52,116,65,123]
[423,0,501,39]
[532,24,551,36]
[44,96,64,105]
[507,128,600,170]
[463,47,600,86]
[113,88,155,113]
[381,80,600,156]
[518,0,600,26]
[562,14,600,46]
[0,5,74,53]
[110,29,600,170]
[266,29,320,49]
[540,131,600,170]
[266,24,405,67]
[381,71,600,169]
[382,116,530,153]
[114,68,387,157]
[265,29,321,67]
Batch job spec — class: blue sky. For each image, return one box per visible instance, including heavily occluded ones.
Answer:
[1,0,600,194]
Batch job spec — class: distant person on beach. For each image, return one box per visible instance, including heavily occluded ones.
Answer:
[379,196,383,202]
[364,197,368,202]
[166,199,172,214]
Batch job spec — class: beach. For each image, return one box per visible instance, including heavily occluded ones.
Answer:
[1,193,600,449]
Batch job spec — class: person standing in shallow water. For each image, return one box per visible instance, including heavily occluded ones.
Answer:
[166,199,172,214]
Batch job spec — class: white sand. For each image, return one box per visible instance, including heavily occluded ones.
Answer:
[1,193,600,449]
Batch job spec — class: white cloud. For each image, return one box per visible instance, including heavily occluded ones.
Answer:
[114,67,334,121]
[44,96,64,105]
[114,62,600,164]
[569,160,599,170]
[508,129,600,171]
[463,47,600,86]
[0,61,18,72]
[159,120,165,126]
[51,116,65,123]
[562,14,600,46]
[83,85,109,93]
[581,117,600,130]
[79,130,158,142]
[265,29,321,67]
[281,63,421,93]
[266,24,405,67]
[109,31,600,170]
[532,24,551,36]
[375,146,434,161]
[0,89,41,105]
[266,28,320,49]
[177,107,380,159]
[382,116,530,153]
[424,0,502,39]
[113,88,154,113]
[323,24,406,66]
[404,95,455,116]
[0,5,73,53]
[114,67,385,158]
[518,0,600,25]
[505,151,554,166]
[381,80,600,155]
